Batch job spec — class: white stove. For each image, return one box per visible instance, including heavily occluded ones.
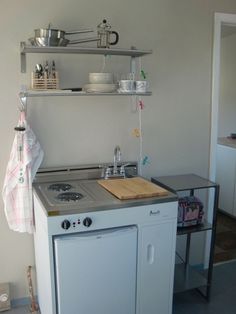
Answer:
[33,163,178,314]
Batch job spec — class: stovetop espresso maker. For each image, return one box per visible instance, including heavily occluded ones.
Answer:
[97,19,119,48]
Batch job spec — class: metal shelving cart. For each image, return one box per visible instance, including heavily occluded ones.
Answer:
[151,174,219,300]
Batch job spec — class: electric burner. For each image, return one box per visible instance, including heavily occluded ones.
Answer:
[56,192,84,202]
[48,183,73,192]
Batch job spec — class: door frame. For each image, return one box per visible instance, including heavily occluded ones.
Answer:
[206,12,236,267]
[209,12,236,182]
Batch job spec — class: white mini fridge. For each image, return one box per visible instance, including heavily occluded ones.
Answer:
[54,226,137,314]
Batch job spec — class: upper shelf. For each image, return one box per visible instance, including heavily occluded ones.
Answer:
[20,42,152,73]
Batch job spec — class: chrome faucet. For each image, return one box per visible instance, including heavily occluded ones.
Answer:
[113,145,121,174]
[103,146,128,179]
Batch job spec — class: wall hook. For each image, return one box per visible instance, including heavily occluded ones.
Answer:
[18,92,27,113]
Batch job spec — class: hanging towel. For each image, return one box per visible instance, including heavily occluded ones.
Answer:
[2,112,44,233]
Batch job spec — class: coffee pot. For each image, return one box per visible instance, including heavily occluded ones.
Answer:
[97,19,119,48]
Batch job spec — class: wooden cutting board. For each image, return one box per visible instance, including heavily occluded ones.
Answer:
[97,177,169,200]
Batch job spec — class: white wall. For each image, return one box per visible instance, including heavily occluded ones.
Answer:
[1,0,236,301]
[218,30,236,137]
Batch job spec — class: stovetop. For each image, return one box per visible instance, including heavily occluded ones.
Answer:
[33,163,176,216]
[40,181,93,205]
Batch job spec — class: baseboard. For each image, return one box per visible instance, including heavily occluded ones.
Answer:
[214,258,236,266]
[192,263,204,271]
[175,262,204,270]
[11,297,30,308]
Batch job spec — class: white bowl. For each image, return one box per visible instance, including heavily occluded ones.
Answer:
[83,83,117,93]
[89,73,113,84]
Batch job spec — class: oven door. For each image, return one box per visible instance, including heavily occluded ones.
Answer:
[54,226,137,314]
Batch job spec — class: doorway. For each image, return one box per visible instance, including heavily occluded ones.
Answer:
[210,13,236,264]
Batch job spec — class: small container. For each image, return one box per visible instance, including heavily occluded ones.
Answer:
[177,196,204,228]
[136,80,148,93]
[118,80,135,92]
[230,133,236,139]
[31,72,59,90]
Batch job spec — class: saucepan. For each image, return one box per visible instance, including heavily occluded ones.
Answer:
[28,36,99,47]
[34,26,94,39]
[29,24,98,47]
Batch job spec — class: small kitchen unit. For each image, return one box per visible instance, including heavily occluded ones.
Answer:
[33,163,178,314]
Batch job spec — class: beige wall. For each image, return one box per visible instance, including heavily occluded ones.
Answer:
[1,0,236,301]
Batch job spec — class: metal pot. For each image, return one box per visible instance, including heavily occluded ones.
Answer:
[28,36,99,47]
[34,26,93,39]
[29,37,62,47]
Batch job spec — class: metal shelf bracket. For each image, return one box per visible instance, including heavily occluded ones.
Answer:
[20,42,26,73]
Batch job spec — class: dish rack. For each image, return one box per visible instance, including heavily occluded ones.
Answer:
[31,72,59,90]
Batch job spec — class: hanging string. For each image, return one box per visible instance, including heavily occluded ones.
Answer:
[100,55,107,72]
[131,57,146,175]
[138,96,143,176]
[130,95,137,113]
[138,56,147,80]
[138,57,142,80]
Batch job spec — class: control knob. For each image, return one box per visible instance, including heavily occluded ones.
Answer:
[83,217,92,227]
[61,219,71,230]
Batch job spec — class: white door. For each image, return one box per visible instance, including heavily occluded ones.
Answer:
[137,221,176,314]
[216,144,236,215]
[54,226,137,314]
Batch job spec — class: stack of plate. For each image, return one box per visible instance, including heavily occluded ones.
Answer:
[83,73,117,93]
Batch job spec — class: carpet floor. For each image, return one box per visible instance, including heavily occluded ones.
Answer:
[173,260,236,314]
[214,211,236,264]
[7,261,236,314]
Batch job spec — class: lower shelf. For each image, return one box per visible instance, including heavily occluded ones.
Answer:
[23,90,152,97]
[177,221,212,235]
[174,263,207,294]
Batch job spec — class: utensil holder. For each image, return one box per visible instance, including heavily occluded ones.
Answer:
[31,72,59,90]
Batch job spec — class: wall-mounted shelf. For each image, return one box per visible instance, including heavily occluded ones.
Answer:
[22,90,152,98]
[20,42,152,73]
